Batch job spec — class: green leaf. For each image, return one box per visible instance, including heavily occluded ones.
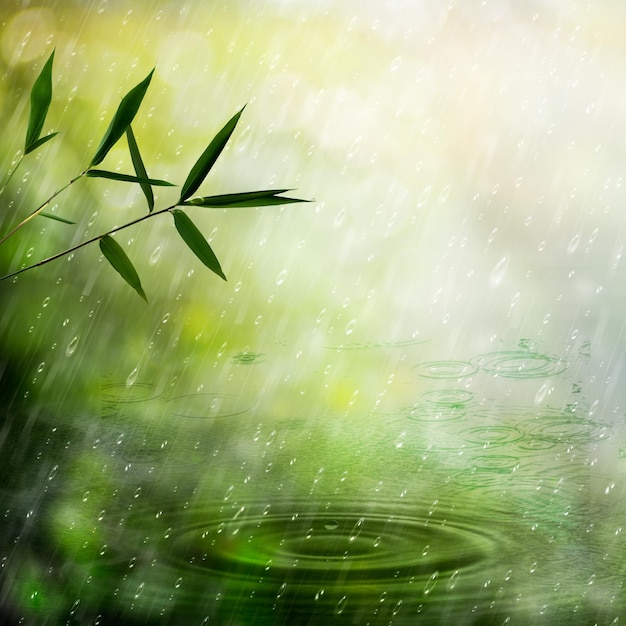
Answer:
[24,50,55,154]
[171,209,225,280]
[86,169,174,186]
[39,211,75,224]
[99,234,147,302]
[178,106,245,203]
[25,132,59,155]
[126,125,154,212]
[181,189,311,208]
[89,68,154,167]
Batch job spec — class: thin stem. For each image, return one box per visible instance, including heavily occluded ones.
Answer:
[0,169,88,245]
[0,204,176,282]
[0,154,24,196]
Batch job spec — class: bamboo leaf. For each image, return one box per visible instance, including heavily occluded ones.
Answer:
[178,106,245,203]
[171,209,225,280]
[126,125,154,212]
[99,234,147,302]
[24,132,59,155]
[89,69,154,167]
[24,50,55,154]
[182,189,311,208]
[39,211,75,224]
[86,169,174,186]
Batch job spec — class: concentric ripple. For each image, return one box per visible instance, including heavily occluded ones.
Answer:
[100,382,162,417]
[402,389,476,422]
[472,350,567,379]
[412,360,478,379]
[168,502,498,584]
[166,393,250,419]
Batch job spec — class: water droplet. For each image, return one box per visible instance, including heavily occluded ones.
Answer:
[447,569,460,590]
[126,368,138,386]
[276,582,287,598]
[134,582,144,598]
[324,520,338,531]
[275,269,287,286]
[567,232,580,254]
[65,336,79,356]
[424,571,439,594]
[345,319,356,335]
[48,464,58,480]
[417,185,431,207]
[489,256,509,288]
[335,595,347,615]
[149,245,162,265]
[534,383,549,404]
[349,517,364,542]
[333,208,346,228]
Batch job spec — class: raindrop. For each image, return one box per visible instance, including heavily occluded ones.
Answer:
[489,256,509,288]
[417,185,431,208]
[134,582,144,598]
[567,233,580,254]
[345,319,356,335]
[447,569,460,590]
[126,368,139,386]
[65,336,79,357]
[534,383,550,404]
[276,582,287,598]
[149,245,162,265]
[335,595,347,615]
[333,208,346,228]
[324,520,338,531]
[424,571,439,594]
[275,269,287,285]
[349,517,364,542]
[47,465,58,481]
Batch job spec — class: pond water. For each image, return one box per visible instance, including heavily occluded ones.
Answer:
[2,1,626,624]
[2,336,624,624]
